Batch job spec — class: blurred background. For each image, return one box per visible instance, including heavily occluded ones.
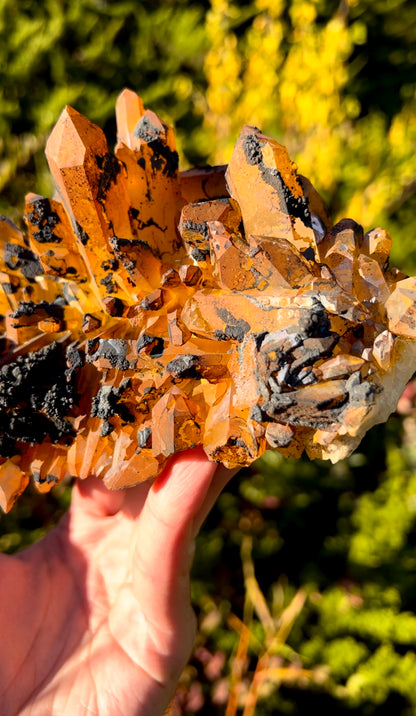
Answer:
[1,0,416,713]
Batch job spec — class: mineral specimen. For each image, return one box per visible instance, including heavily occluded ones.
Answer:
[1,88,416,511]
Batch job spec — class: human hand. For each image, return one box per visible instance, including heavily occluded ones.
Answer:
[0,448,236,716]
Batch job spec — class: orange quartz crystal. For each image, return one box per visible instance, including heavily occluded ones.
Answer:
[1,89,416,512]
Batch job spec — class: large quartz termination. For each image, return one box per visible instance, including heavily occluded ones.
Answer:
[0,89,415,511]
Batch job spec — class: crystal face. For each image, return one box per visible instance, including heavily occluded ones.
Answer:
[0,88,416,511]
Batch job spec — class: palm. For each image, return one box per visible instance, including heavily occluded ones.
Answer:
[0,449,234,716]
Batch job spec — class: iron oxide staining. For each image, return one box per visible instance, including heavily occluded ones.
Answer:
[0,89,416,510]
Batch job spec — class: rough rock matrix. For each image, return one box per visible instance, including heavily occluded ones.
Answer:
[0,89,415,511]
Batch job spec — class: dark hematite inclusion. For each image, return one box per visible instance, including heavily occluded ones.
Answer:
[100,273,118,294]
[215,307,250,343]
[166,354,200,379]
[11,300,65,321]
[4,243,43,281]
[133,115,179,177]
[26,198,61,244]
[183,221,210,241]
[87,338,130,370]
[138,426,152,449]
[91,378,134,436]
[96,153,122,204]
[242,133,312,229]
[76,222,90,246]
[136,334,165,358]
[0,342,77,457]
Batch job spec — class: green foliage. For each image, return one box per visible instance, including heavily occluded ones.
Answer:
[346,644,416,708]
[302,636,369,681]
[0,479,71,553]
[0,0,209,218]
[203,0,416,274]
[183,417,416,713]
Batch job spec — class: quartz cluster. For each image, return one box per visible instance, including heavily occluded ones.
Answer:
[1,89,416,511]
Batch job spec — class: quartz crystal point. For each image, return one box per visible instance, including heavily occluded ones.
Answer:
[1,89,416,511]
